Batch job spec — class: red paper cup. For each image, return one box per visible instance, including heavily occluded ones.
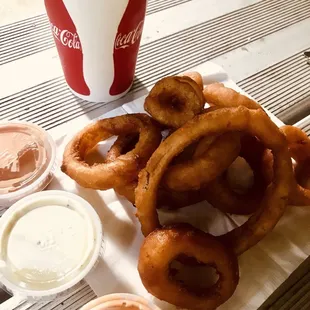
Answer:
[45,0,147,103]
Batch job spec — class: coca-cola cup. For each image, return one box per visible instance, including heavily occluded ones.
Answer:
[44,0,147,103]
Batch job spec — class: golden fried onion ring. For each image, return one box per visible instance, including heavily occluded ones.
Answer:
[203,83,261,110]
[136,107,293,255]
[113,180,209,209]
[281,125,310,163]
[182,71,204,90]
[204,135,267,215]
[281,126,310,206]
[144,76,204,128]
[62,114,162,190]
[106,134,139,163]
[107,134,209,207]
[138,225,239,310]
[162,132,241,191]
[263,125,310,206]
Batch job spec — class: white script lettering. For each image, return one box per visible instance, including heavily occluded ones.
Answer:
[50,23,81,50]
[114,20,144,50]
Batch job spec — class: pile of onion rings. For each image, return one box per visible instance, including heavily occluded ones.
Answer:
[61,71,304,310]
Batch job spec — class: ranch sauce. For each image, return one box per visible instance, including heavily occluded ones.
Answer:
[1,205,93,290]
[0,191,102,297]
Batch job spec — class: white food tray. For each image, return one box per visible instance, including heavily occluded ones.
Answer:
[7,62,310,310]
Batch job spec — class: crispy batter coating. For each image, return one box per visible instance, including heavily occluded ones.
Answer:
[62,114,162,190]
[204,135,267,215]
[136,107,293,256]
[182,71,204,90]
[144,76,204,128]
[162,132,241,191]
[263,125,310,206]
[203,83,261,110]
[138,225,239,310]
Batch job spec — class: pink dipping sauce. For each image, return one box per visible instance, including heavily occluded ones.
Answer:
[81,294,160,310]
[0,122,56,208]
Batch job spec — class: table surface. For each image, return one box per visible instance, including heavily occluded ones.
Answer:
[0,1,310,309]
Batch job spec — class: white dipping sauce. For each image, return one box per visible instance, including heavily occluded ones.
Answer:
[0,191,102,298]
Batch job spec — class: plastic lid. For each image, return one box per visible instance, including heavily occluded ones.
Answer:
[0,122,57,208]
[81,294,161,310]
[0,191,103,298]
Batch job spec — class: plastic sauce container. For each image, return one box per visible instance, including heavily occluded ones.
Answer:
[0,122,57,209]
[81,294,161,310]
[0,191,103,300]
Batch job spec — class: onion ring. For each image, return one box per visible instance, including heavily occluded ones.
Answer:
[182,71,204,90]
[295,160,310,189]
[204,135,267,215]
[107,134,208,207]
[62,114,162,190]
[203,83,261,110]
[281,125,310,163]
[263,126,310,206]
[157,187,208,209]
[280,126,310,206]
[114,181,137,204]
[144,76,204,128]
[107,135,144,204]
[109,131,210,207]
[108,129,213,201]
[114,180,208,209]
[162,132,241,191]
[262,149,310,206]
[180,76,204,101]
[290,163,310,206]
[135,107,293,255]
[106,134,140,163]
[138,225,239,310]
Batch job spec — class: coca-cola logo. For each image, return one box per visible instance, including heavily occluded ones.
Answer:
[50,23,81,50]
[114,20,144,50]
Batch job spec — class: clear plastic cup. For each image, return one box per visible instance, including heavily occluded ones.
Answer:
[81,293,161,310]
[0,191,103,300]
